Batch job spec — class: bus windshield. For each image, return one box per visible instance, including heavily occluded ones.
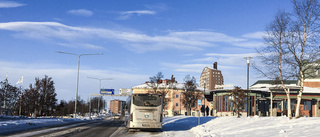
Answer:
[133,94,161,107]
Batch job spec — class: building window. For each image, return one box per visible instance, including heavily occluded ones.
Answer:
[291,100,295,110]
[216,95,236,112]
[176,94,179,98]
[314,68,320,75]
[304,101,311,110]
[176,103,179,107]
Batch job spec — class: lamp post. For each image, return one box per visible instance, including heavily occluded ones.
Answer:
[244,57,252,117]
[203,80,206,116]
[56,51,103,118]
[87,77,113,117]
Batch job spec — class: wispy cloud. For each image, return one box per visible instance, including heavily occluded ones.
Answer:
[57,43,104,50]
[161,63,211,73]
[161,61,241,78]
[145,3,168,12]
[0,1,25,8]
[67,9,93,17]
[116,3,168,20]
[242,31,266,39]
[118,10,156,20]
[205,53,258,57]
[189,53,259,67]
[0,21,261,52]
[169,31,245,43]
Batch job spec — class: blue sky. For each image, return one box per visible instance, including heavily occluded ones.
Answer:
[0,0,293,102]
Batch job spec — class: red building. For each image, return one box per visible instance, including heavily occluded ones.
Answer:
[110,100,126,114]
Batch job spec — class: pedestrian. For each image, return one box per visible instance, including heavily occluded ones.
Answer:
[206,106,209,116]
[201,105,205,116]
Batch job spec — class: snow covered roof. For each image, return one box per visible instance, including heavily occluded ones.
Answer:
[250,80,298,92]
[250,80,320,94]
[251,80,298,86]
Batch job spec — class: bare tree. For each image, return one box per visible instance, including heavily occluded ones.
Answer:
[256,0,320,118]
[289,0,320,118]
[256,10,294,119]
[228,87,246,118]
[182,75,202,116]
[23,84,40,116]
[91,96,103,113]
[146,72,174,110]
[147,72,164,93]
[22,75,57,116]
[38,75,57,116]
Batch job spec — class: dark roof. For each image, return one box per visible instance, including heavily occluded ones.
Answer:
[251,80,298,87]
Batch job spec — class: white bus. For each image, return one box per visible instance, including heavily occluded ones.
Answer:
[125,93,163,130]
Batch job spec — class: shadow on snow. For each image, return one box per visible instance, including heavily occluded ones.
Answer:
[162,116,216,131]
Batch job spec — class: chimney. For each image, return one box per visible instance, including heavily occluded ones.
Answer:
[213,62,217,70]
[171,75,176,83]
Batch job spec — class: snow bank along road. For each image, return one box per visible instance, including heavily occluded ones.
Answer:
[0,116,123,137]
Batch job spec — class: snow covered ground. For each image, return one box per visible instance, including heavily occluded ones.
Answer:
[1,115,320,137]
[126,116,320,137]
[190,116,320,137]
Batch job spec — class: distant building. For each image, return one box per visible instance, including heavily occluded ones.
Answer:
[110,99,126,114]
[200,62,224,90]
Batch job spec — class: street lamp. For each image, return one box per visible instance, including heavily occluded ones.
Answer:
[87,77,113,117]
[203,79,206,116]
[56,51,103,118]
[244,57,252,117]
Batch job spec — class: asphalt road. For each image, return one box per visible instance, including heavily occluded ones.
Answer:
[68,119,124,137]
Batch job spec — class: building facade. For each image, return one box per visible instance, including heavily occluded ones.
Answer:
[200,62,224,90]
[110,99,126,114]
[132,82,210,117]
[206,80,320,117]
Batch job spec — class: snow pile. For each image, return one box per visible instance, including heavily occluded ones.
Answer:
[190,116,320,137]
[0,115,105,135]
[0,117,86,135]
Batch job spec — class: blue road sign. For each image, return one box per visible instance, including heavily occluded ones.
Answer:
[100,89,114,95]
[198,99,201,106]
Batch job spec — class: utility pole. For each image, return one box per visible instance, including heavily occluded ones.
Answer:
[57,51,103,118]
